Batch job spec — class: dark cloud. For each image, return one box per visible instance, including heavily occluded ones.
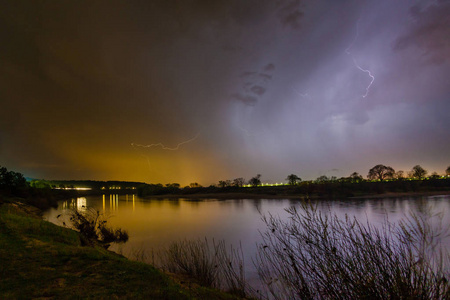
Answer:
[232,63,274,106]
[276,0,304,29]
[393,1,450,64]
[264,63,275,72]
[250,85,266,96]
[1,0,449,184]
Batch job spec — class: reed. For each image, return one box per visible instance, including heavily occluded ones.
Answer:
[159,238,256,297]
[255,203,449,299]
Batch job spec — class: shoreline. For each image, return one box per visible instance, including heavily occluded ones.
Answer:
[139,190,450,201]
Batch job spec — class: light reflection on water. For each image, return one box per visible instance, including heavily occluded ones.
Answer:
[44,195,450,286]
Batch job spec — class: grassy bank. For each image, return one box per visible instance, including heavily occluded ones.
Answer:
[0,201,245,299]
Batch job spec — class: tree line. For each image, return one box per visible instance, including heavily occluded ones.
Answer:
[227,164,450,187]
[2,164,450,200]
[0,166,78,209]
[138,164,450,197]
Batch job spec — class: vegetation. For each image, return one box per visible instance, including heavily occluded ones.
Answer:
[2,165,450,298]
[68,208,129,248]
[411,164,428,180]
[160,239,255,298]
[133,163,450,198]
[4,163,448,201]
[29,179,144,191]
[0,202,246,299]
[157,203,449,299]
[256,203,449,299]
[0,166,78,209]
[286,174,301,185]
[367,164,395,181]
[248,174,262,187]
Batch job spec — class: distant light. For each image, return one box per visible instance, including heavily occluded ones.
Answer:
[54,187,92,191]
[77,197,87,210]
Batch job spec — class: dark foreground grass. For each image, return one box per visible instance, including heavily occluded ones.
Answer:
[0,202,243,299]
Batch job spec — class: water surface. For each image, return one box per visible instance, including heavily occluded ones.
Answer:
[44,194,450,285]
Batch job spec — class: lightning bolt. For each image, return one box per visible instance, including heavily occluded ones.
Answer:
[346,20,375,98]
[352,58,375,98]
[132,133,200,151]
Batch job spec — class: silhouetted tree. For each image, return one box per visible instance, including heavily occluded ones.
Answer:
[395,170,405,180]
[446,166,450,176]
[248,174,261,187]
[315,175,329,183]
[367,164,395,181]
[349,172,363,183]
[286,174,302,185]
[429,172,440,180]
[0,166,28,190]
[189,182,201,188]
[218,180,231,188]
[166,183,181,189]
[232,177,245,187]
[411,165,427,180]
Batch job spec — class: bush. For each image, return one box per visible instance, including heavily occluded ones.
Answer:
[69,208,128,248]
[255,203,449,299]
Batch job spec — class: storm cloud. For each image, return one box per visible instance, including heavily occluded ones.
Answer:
[1,0,449,185]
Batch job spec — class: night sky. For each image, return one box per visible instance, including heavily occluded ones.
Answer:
[1,0,449,185]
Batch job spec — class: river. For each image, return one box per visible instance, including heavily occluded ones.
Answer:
[43,194,450,289]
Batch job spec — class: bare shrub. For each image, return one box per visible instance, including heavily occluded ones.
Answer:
[69,208,128,248]
[255,203,449,299]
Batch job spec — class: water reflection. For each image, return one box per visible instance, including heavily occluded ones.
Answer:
[61,197,87,211]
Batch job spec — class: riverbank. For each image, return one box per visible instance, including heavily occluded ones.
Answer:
[141,190,450,201]
[0,200,247,299]
[137,178,450,201]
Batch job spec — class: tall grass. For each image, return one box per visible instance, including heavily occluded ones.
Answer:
[159,238,256,297]
[255,203,449,299]
[156,203,449,299]
[160,238,219,287]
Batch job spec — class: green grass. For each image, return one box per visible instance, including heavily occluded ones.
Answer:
[0,202,244,299]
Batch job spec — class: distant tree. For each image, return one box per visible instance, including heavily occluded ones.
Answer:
[0,166,28,190]
[411,165,427,180]
[165,183,180,193]
[367,164,395,181]
[349,172,363,183]
[248,174,262,187]
[218,180,231,188]
[394,170,405,180]
[286,174,302,185]
[446,166,450,176]
[429,172,440,180]
[190,182,201,188]
[165,183,180,189]
[315,175,329,183]
[232,177,245,187]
